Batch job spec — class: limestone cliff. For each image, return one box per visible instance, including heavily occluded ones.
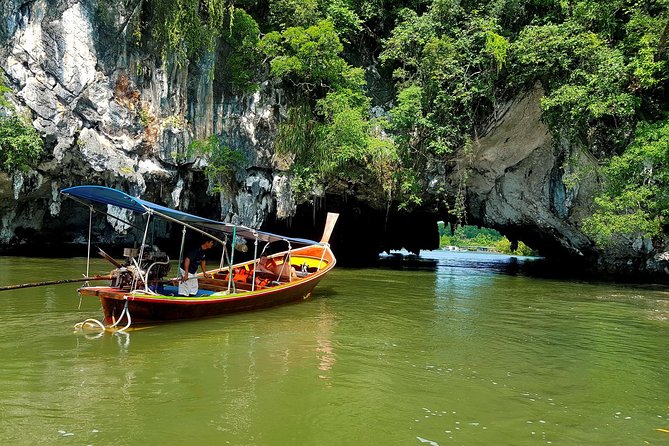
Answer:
[0,0,285,243]
[447,85,665,277]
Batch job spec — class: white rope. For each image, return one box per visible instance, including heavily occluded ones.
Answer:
[110,299,132,331]
[118,304,132,332]
[129,257,147,292]
[143,255,170,292]
[74,318,106,332]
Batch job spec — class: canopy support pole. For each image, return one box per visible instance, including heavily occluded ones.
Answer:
[86,205,93,279]
[219,234,228,270]
[221,235,229,270]
[131,211,152,291]
[178,226,187,274]
[276,241,292,281]
[251,235,259,291]
[138,212,151,268]
[227,226,237,293]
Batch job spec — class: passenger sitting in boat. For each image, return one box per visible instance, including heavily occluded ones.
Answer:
[257,254,297,282]
[179,238,215,296]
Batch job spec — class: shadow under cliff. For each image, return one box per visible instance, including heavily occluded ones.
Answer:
[0,194,440,268]
[260,195,440,267]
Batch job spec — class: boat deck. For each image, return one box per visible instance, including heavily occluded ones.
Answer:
[153,285,216,297]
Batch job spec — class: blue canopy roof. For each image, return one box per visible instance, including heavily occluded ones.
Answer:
[61,185,319,245]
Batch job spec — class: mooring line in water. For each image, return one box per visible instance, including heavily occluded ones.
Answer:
[73,318,106,332]
[109,299,132,332]
[75,299,132,334]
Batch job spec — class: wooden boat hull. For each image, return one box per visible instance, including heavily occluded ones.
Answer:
[78,245,335,326]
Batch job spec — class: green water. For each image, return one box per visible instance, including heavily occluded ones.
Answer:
[0,252,668,445]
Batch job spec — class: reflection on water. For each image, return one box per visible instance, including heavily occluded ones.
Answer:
[0,254,668,444]
[380,249,537,276]
[316,307,336,377]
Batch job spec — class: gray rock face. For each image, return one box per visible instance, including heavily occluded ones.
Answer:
[447,85,665,275]
[0,0,285,247]
[450,86,595,257]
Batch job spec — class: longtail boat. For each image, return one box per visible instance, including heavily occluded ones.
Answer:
[61,186,338,329]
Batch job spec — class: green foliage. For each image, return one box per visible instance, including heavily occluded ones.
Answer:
[217,9,261,92]
[623,7,668,91]
[583,118,669,246]
[396,168,423,210]
[377,0,668,243]
[268,0,320,29]
[0,74,12,109]
[439,222,503,246]
[148,0,228,65]
[267,0,362,41]
[188,135,246,193]
[511,22,639,149]
[289,165,319,199]
[483,20,509,71]
[113,0,669,243]
[324,0,363,41]
[274,104,314,160]
[437,222,535,255]
[569,0,627,38]
[138,107,152,127]
[0,115,44,173]
[275,87,399,203]
[314,89,369,174]
[260,18,399,204]
[584,190,660,246]
[493,238,535,256]
[381,7,502,169]
[390,84,425,164]
[142,1,261,91]
[260,20,354,91]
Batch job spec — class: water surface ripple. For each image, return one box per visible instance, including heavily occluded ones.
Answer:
[0,253,668,445]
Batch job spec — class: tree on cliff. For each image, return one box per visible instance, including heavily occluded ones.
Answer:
[0,75,43,173]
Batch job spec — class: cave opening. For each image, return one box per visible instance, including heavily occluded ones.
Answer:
[436,222,537,256]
